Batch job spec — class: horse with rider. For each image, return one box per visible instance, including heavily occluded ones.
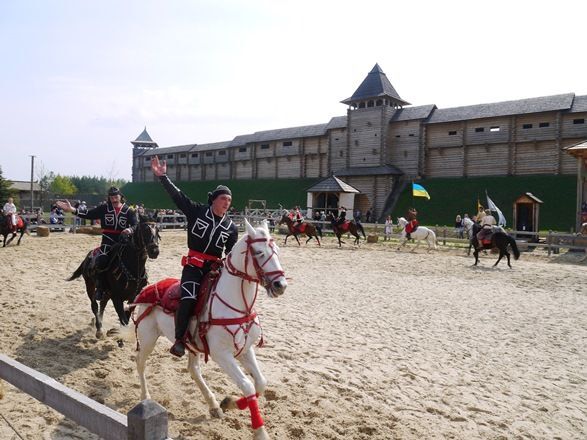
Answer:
[326,206,366,247]
[1,197,28,247]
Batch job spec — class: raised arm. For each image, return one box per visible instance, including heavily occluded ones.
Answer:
[56,200,101,220]
[151,155,197,214]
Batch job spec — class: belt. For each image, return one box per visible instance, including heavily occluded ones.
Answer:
[181,249,222,268]
[102,229,122,234]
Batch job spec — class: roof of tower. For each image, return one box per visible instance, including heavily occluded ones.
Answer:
[132,127,157,145]
[342,64,410,106]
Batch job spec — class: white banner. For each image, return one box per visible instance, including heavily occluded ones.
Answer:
[486,194,507,226]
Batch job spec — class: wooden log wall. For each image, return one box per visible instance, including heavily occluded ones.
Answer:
[388,120,420,176]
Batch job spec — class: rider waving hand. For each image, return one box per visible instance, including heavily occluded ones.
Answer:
[151,155,238,357]
[57,187,136,301]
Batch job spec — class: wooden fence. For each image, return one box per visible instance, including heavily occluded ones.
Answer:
[0,354,171,440]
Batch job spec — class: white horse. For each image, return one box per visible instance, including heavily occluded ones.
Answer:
[134,219,287,440]
[396,217,438,251]
[462,216,475,239]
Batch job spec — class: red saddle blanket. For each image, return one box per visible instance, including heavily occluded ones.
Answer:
[336,221,351,233]
[134,275,216,317]
[481,239,492,246]
[294,223,307,233]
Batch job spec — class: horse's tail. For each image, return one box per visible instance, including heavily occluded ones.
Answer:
[67,260,85,281]
[507,235,520,260]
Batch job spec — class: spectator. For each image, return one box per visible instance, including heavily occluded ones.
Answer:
[366,209,372,223]
[313,210,323,238]
[384,215,393,241]
[354,209,362,222]
[455,215,464,238]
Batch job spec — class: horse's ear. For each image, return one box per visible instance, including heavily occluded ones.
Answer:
[244,217,256,236]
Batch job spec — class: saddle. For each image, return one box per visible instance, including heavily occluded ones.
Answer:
[336,221,351,232]
[294,223,307,234]
[134,273,218,317]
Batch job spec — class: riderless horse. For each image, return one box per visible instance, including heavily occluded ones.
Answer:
[396,217,437,252]
[133,219,287,440]
[0,213,28,247]
[470,222,520,268]
[68,218,160,339]
[325,212,366,247]
[278,211,321,246]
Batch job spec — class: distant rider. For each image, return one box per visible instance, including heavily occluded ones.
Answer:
[151,155,238,358]
[476,209,496,244]
[405,208,418,240]
[3,197,17,232]
[57,187,136,301]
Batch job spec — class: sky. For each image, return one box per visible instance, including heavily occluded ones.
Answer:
[1,0,586,182]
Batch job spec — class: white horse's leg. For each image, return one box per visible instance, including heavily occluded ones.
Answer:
[136,317,159,400]
[239,348,268,397]
[187,352,223,418]
[214,351,270,440]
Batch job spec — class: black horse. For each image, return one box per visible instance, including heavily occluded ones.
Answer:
[325,213,366,247]
[471,223,520,268]
[0,213,28,247]
[68,218,160,339]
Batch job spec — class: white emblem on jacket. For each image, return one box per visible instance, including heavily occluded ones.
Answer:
[192,218,210,238]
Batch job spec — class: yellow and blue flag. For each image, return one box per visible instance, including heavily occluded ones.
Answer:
[412,183,430,200]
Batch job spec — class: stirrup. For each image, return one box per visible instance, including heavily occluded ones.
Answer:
[170,340,185,358]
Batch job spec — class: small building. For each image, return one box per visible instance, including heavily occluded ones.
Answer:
[306,175,360,217]
[512,192,543,241]
[9,180,41,210]
[563,140,587,231]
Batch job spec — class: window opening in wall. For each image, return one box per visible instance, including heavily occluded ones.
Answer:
[374,133,377,137]
[573,118,585,124]
[358,102,365,109]
[335,138,339,141]
[475,127,484,132]
[403,151,408,158]
[372,149,378,155]
[490,126,500,132]
[167,155,173,159]
[179,153,186,158]
[339,151,344,157]
[367,101,374,107]
[366,121,372,127]
[354,140,359,146]
[283,141,292,146]
[539,122,550,128]
[206,152,213,157]
[218,151,226,155]
[191,153,198,158]
[395,135,401,138]
[408,134,415,137]
[239,147,247,152]
[522,124,533,129]
[145,157,151,162]
[260,144,270,149]
[448,131,457,136]
[376,99,383,106]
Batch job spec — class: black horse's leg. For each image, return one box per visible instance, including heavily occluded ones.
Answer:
[284,234,289,245]
[494,251,504,267]
[305,235,312,244]
[294,234,301,246]
[17,229,24,245]
[315,234,321,247]
[505,250,512,268]
[111,295,129,326]
[473,249,480,266]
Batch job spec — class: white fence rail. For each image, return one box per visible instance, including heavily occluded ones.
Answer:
[0,354,171,440]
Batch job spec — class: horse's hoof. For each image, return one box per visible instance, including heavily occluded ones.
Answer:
[254,426,270,440]
[220,396,237,411]
[209,407,224,419]
[96,330,105,339]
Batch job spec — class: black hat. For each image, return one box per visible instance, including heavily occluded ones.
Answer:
[108,186,121,196]
[207,185,232,204]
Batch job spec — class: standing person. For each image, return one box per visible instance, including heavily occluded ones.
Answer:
[366,209,372,223]
[354,209,362,223]
[313,210,323,238]
[384,215,393,241]
[56,187,136,301]
[151,155,238,358]
[455,214,464,238]
[3,197,17,232]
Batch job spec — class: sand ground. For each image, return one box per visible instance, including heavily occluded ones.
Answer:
[0,230,585,439]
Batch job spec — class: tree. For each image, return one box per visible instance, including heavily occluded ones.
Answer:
[0,166,15,202]
[50,175,77,197]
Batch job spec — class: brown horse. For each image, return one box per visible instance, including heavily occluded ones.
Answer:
[278,212,321,246]
[325,213,366,247]
[0,213,28,247]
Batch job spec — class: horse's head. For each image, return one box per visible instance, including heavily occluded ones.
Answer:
[278,211,290,225]
[397,217,407,228]
[229,218,287,298]
[133,220,160,259]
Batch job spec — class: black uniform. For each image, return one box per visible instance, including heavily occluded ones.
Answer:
[159,175,238,346]
[74,201,137,270]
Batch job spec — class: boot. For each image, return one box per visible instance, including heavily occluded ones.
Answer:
[170,299,196,358]
[406,233,411,240]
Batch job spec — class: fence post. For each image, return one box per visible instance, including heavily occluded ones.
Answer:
[547,230,552,256]
[127,400,169,440]
[442,227,446,246]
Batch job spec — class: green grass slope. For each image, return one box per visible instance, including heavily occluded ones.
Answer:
[391,175,576,231]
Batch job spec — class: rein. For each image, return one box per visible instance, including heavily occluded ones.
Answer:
[112,223,155,295]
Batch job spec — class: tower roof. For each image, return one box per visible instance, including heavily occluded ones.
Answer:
[131,127,158,147]
[342,64,410,106]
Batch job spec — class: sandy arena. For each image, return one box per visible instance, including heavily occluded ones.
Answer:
[0,230,585,439]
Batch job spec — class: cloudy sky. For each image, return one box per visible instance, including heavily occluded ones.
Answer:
[1,0,586,181]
